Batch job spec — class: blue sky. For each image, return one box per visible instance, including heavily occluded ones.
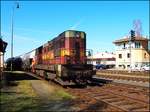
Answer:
[1,1,149,60]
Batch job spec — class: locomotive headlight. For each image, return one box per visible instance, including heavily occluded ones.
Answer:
[76,34,80,37]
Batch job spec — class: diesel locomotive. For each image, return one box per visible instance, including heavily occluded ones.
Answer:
[20,30,96,85]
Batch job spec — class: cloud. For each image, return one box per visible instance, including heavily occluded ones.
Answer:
[69,19,84,30]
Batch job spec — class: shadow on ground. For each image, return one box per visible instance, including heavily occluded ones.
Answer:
[79,100,108,111]
[2,71,38,81]
[1,71,39,88]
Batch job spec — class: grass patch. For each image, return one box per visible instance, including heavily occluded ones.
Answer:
[0,80,75,112]
[0,80,41,112]
[50,89,75,100]
[17,81,37,97]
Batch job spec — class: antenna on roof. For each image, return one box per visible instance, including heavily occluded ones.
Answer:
[133,19,142,37]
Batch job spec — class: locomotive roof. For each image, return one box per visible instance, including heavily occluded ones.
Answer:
[60,30,85,35]
[48,30,86,43]
[17,30,86,58]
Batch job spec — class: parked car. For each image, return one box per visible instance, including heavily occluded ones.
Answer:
[141,64,150,71]
[130,65,143,71]
[95,64,107,70]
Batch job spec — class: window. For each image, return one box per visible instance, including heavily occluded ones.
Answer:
[127,65,130,68]
[119,65,122,67]
[119,54,122,58]
[127,53,130,58]
[135,42,141,48]
[144,53,146,58]
[123,43,126,49]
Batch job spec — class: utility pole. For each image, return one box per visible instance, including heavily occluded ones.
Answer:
[10,2,19,71]
[129,30,135,73]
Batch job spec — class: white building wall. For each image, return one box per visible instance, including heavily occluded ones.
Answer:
[115,41,150,70]
[0,52,4,68]
[87,52,116,66]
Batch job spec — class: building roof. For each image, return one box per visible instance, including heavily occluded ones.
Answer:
[113,36,149,44]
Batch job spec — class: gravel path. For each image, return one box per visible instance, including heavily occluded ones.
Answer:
[30,80,77,111]
[30,80,54,99]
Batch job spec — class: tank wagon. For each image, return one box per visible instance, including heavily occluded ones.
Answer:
[5,57,23,71]
[21,30,96,86]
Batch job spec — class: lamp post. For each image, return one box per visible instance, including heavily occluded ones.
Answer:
[11,2,19,71]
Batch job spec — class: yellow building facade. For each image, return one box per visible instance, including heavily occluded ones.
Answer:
[113,37,150,70]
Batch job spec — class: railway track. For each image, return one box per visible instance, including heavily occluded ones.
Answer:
[66,84,149,112]
[96,73,149,83]
[25,72,149,111]
[97,70,149,77]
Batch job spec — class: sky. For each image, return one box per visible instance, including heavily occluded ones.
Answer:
[1,1,149,60]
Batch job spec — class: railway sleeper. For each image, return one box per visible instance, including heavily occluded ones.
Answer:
[90,93,108,98]
[99,100,130,112]
[95,96,116,100]
[105,101,141,112]
[104,98,124,103]
[118,104,141,111]
[129,106,149,112]
[114,101,134,106]
[128,104,148,110]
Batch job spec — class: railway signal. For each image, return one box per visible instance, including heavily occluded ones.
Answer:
[130,30,135,41]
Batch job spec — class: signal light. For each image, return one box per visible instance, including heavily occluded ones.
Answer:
[130,30,135,41]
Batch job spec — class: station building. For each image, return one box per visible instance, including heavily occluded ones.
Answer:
[87,51,116,67]
[113,36,150,70]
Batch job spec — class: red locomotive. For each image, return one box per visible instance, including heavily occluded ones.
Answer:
[21,30,95,86]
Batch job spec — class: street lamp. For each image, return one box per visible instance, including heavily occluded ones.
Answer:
[11,2,19,71]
